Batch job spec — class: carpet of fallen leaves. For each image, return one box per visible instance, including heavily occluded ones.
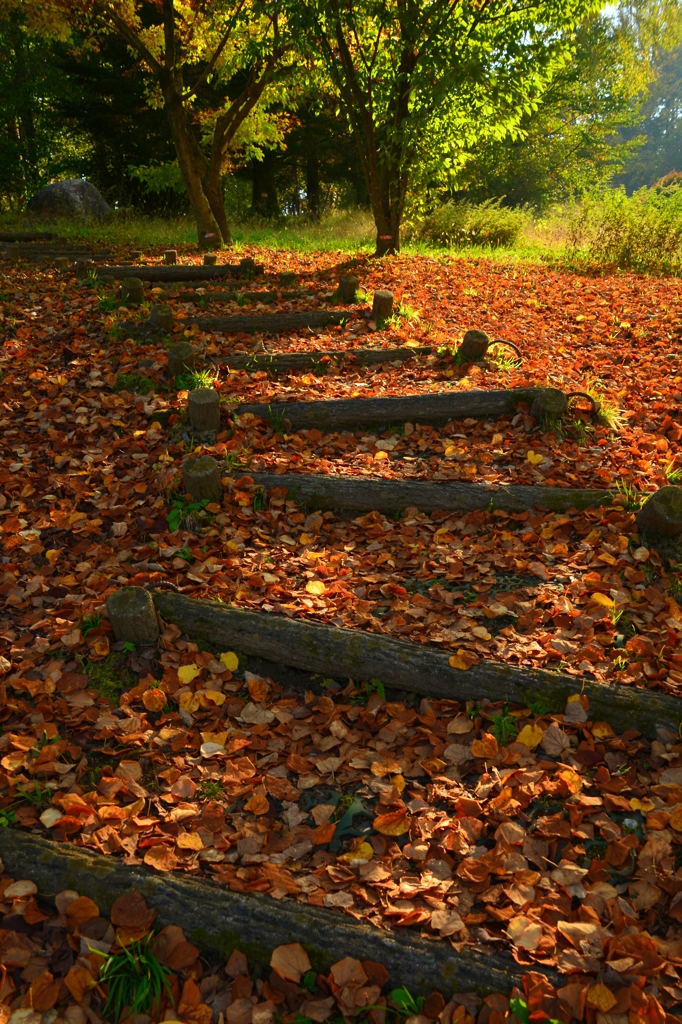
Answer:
[4,878,669,1024]
[2,243,682,1022]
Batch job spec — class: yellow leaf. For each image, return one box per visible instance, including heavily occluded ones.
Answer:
[592,721,615,740]
[200,689,226,707]
[449,650,469,670]
[374,450,389,461]
[340,841,374,865]
[220,651,239,672]
[630,797,656,813]
[471,626,491,641]
[201,731,228,747]
[305,580,326,596]
[177,832,203,850]
[589,592,614,609]
[45,549,61,565]
[373,810,411,836]
[178,692,200,713]
[471,732,499,759]
[178,664,201,684]
[527,450,544,465]
[557,768,583,794]
[516,723,544,750]
[586,984,617,1012]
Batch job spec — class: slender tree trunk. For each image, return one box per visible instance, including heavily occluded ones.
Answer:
[162,81,224,246]
[204,173,233,245]
[306,146,320,220]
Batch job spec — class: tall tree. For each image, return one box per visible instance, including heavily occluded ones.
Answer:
[451,13,652,208]
[291,0,601,254]
[55,0,289,245]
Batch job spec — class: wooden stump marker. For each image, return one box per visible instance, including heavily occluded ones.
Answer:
[167,342,196,378]
[182,454,222,502]
[106,586,159,647]
[188,388,221,434]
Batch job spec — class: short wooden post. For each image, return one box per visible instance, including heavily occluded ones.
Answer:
[188,388,221,433]
[183,455,222,502]
[164,249,177,265]
[372,290,393,321]
[149,303,174,332]
[121,277,144,306]
[168,342,196,378]
[203,253,217,266]
[457,329,489,363]
[279,271,297,287]
[338,275,359,302]
[106,587,159,647]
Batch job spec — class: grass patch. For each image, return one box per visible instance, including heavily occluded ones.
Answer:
[115,372,156,395]
[79,652,136,705]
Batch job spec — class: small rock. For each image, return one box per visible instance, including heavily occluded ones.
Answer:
[26,178,112,219]
[636,486,682,538]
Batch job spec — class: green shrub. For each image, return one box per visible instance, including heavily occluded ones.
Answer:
[568,182,682,274]
[410,198,526,249]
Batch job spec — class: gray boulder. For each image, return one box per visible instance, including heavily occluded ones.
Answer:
[26,179,112,220]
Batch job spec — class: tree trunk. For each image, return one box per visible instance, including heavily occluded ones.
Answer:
[204,173,233,245]
[162,82,225,247]
[252,149,279,217]
[306,146,320,220]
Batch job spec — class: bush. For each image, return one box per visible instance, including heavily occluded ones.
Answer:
[568,183,682,274]
[409,198,526,249]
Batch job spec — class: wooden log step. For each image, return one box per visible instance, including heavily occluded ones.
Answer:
[121,309,357,336]
[1,830,547,996]
[96,263,263,281]
[237,386,555,430]
[150,591,679,740]
[162,289,320,303]
[218,345,432,372]
[247,471,609,514]
[0,231,55,242]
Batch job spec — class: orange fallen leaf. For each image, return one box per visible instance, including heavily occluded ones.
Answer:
[271,943,311,983]
[373,810,411,836]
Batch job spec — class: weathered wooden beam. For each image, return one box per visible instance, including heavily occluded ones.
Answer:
[0,831,550,996]
[245,471,608,515]
[150,592,681,739]
[0,231,55,242]
[95,263,263,281]
[237,387,554,431]
[219,345,432,372]
[121,309,358,337]
[189,309,357,333]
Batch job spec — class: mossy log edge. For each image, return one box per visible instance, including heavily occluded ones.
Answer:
[95,264,261,281]
[150,592,681,739]
[246,471,609,514]
[0,830,557,996]
[237,387,552,431]
[219,345,432,372]
[120,309,358,338]
[191,309,357,334]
